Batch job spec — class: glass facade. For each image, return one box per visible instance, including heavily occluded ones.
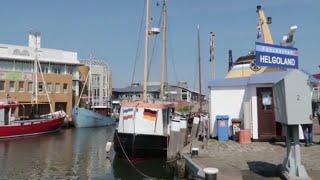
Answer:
[0,59,78,77]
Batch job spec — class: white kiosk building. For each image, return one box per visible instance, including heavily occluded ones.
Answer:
[208,70,311,140]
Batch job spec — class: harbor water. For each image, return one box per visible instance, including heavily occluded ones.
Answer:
[0,126,176,179]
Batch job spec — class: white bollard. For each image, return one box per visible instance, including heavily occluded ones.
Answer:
[203,167,219,180]
[191,147,199,158]
[105,142,112,153]
[105,141,113,159]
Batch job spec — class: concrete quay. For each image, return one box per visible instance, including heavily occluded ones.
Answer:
[180,135,320,179]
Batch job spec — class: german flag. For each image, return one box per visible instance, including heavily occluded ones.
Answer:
[143,109,157,121]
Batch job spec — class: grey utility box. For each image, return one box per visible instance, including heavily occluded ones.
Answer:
[273,70,312,125]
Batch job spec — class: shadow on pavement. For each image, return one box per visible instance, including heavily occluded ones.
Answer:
[246,161,280,178]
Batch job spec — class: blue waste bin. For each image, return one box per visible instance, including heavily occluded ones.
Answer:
[216,115,229,141]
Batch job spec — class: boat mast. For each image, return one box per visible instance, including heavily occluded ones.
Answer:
[31,31,40,114]
[197,25,202,112]
[88,53,92,107]
[160,0,167,100]
[143,0,150,102]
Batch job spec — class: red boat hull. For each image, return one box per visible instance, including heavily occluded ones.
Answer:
[0,117,64,139]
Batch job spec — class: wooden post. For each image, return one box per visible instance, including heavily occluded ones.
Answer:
[179,118,187,150]
[167,119,181,160]
[190,116,200,140]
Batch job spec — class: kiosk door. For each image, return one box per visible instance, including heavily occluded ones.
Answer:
[257,87,276,139]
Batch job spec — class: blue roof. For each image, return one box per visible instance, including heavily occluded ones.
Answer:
[248,71,287,84]
[208,77,249,87]
[208,71,289,88]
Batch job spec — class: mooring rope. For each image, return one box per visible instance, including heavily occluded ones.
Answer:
[115,132,155,179]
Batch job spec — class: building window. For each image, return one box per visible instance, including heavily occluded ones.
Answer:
[63,83,68,93]
[51,64,62,74]
[9,81,15,92]
[15,61,33,72]
[41,64,50,73]
[55,83,61,93]
[38,82,44,93]
[47,83,52,93]
[28,82,33,92]
[181,90,188,101]
[0,60,14,71]
[18,81,24,92]
[0,81,5,91]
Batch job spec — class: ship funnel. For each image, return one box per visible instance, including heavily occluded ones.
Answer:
[267,17,272,24]
[256,5,262,12]
[228,49,233,71]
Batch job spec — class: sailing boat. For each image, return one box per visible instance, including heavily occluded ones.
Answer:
[113,0,175,157]
[72,57,115,128]
[0,31,66,139]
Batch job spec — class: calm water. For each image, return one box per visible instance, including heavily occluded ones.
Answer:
[0,126,175,179]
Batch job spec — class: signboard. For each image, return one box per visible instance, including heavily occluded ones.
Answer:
[255,42,299,69]
[0,71,33,81]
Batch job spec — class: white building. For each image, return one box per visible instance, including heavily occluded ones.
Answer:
[81,60,112,108]
[209,71,309,140]
[0,32,82,116]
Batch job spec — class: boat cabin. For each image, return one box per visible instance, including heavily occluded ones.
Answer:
[0,99,19,125]
[117,101,174,136]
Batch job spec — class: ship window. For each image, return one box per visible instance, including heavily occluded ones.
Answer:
[18,81,24,92]
[55,83,60,93]
[9,81,15,92]
[0,81,5,91]
[63,83,68,93]
[28,82,33,92]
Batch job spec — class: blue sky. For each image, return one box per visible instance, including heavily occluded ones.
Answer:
[0,0,319,90]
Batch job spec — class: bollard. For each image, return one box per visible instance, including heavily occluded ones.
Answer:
[179,119,187,149]
[167,118,181,160]
[203,167,219,180]
[191,147,199,158]
[106,142,112,153]
[190,117,200,140]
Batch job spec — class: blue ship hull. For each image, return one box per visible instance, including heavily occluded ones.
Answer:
[72,107,115,128]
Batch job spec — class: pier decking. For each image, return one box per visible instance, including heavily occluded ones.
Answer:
[181,135,320,179]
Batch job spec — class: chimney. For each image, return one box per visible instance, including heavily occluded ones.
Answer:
[29,30,41,49]
[228,49,233,71]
